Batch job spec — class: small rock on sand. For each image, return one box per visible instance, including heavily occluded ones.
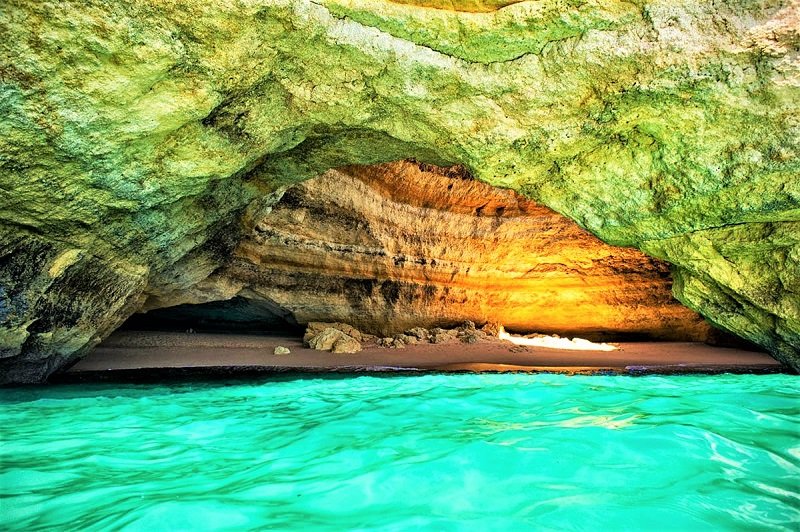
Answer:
[274,346,291,355]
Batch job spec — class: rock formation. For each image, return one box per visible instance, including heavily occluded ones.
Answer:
[304,322,365,353]
[192,160,714,341]
[0,0,798,382]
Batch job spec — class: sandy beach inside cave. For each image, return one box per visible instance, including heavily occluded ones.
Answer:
[59,330,786,381]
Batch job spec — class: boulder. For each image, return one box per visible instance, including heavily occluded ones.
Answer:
[304,322,363,346]
[307,328,362,354]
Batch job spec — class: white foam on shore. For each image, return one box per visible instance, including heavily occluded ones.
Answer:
[498,327,618,351]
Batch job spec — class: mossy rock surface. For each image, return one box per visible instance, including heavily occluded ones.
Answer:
[1,0,798,382]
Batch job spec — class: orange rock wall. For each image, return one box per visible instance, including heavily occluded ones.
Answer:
[227,161,713,340]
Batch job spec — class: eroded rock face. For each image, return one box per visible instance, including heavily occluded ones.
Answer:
[1,0,798,381]
[211,161,715,340]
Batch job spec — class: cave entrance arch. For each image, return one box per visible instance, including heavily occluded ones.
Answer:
[120,159,719,344]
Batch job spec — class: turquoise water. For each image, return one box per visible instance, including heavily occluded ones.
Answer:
[1,374,798,531]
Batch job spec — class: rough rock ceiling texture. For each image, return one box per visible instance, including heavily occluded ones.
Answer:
[0,0,798,382]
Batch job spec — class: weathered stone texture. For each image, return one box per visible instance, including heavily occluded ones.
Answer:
[1,0,798,381]
[208,161,714,341]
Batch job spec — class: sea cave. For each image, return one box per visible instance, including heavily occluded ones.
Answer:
[0,0,798,529]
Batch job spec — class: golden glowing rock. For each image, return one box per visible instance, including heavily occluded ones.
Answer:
[221,161,714,341]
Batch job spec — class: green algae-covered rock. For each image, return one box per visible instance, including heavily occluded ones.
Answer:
[1,0,798,382]
[642,222,800,370]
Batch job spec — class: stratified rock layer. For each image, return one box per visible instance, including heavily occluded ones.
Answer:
[1,0,798,381]
[210,161,714,340]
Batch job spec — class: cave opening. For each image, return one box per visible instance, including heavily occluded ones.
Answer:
[114,159,727,346]
[119,297,303,336]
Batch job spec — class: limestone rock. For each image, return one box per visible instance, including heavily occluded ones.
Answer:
[461,332,480,344]
[405,327,430,341]
[377,336,406,349]
[330,334,362,354]
[308,329,341,351]
[303,322,363,345]
[0,0,797,381]
[430,328,458,344]
[229,162,715,341]
[481,323,502,337]
[274,346,291,355]
[459,321,477,332]
[388,338,406,349]
[642,222,800,370]
[307,328,362,354]
[396,334,417,345]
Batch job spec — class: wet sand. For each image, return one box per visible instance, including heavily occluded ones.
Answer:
[58,330,786,382]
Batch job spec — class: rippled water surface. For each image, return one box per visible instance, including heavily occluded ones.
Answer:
[1,374,798,530]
